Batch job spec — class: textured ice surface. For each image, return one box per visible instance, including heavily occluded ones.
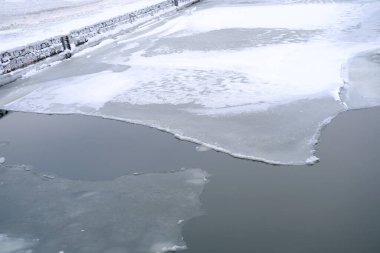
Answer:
[0,166,207,253]
[1,0,380,164]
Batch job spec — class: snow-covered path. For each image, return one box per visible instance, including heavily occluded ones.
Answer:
[0,0,164,51]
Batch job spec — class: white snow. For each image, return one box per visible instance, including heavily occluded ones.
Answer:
[151,242,187,253]
[306,156,320,165]
[114,43,357,110]
[157,3,362,36]
[107,1,380,111]
[5,71,134,111]
[0,0,165,51]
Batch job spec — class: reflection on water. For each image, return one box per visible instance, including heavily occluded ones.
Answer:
[0,108,380,253]
[0,110,8,118]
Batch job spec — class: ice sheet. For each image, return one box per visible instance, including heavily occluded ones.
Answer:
[0,166,207,253]
[1,0,380,164]
[0,234,37,253]
[340,49,380,109]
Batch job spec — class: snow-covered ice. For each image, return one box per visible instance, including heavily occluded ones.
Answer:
[1,0,380,164]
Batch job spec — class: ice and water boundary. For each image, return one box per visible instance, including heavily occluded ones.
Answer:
[0,0,200,86]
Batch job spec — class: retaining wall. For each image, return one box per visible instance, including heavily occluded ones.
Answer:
[0,0,199,85]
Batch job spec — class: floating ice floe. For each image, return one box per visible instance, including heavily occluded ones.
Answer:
[0,234,37,253]
[0,166,207,253]
[195,145,211,152]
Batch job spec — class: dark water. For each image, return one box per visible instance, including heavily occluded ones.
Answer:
[0,107,380,253]
[0,112,208,180]
[183,108,380,253]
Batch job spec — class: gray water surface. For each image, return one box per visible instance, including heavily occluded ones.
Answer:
[1,0,380,252]
[0,106,380,252]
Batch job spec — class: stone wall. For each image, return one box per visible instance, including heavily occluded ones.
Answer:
[1,36,66,75]
[69,0,176,48]
[0,0,199,83]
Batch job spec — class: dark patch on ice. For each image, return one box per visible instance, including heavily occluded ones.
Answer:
[143,28,322,56]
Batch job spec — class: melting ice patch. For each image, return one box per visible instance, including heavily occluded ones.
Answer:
[195,145,211,152]
[340,49,380,109]
[0,166,207,253]
[0,234,36,253]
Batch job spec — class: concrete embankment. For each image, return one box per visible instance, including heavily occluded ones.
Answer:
[0,0,200,86]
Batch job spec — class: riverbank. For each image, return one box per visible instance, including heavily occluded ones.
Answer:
[0,0,200,86]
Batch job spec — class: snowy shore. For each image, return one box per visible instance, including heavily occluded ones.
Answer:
[0,0,200,84]
[0,0,165,51]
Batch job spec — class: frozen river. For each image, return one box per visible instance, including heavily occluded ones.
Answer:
[0,0,380,252]
[1,0,380,164]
